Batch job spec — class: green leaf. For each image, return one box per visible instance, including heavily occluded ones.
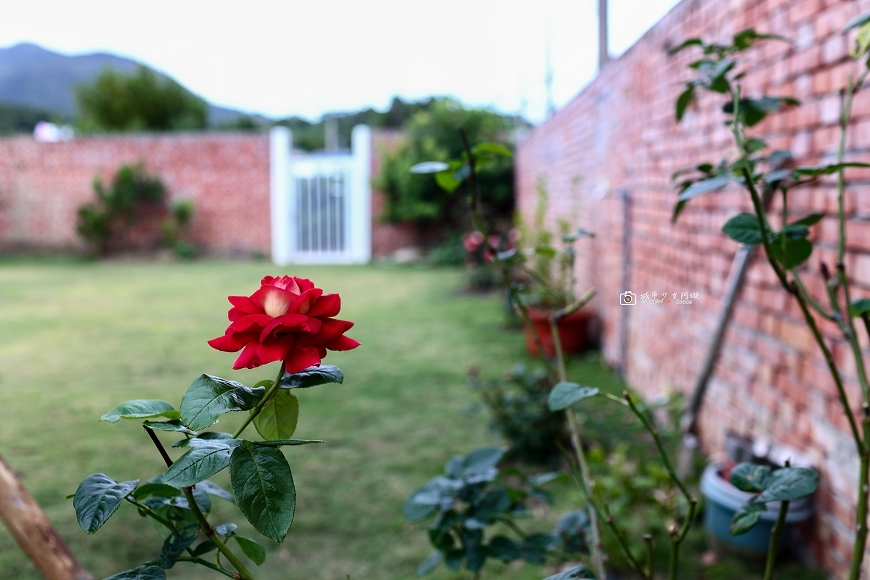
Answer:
[845,13,870,32]
[404,489,438,522]
[435,170,463,193]
[745,137,768,153]
[463,447,505,483]
[730,500,765,535]
[668,37,703,55]
[850,299,870,317]
[100,400,179,423]
[534,245,558,258]
[410,161,450,174]
[770,237,812,269]
[277,365,344,389]
[159,524,199,569]
[254,390,299,440]
[180,375,265,430]
[756,467,819,503]
[677,174,731,201]
[103,566,167,580]
[132,483,183,502]
[729,463,771,492]
[724,97,800,126]
[543,565,596,579]
[444,549,463,571]
[197,480,235,503]
[234,535,267,565]
[793,162,870,177]
[164,440,240,488]
[248,439,324,447]
[472,142,512,157]
[415,551,442,576]
[722,213,764,245]
[142,420,197,435]
[676,85,695,121]
[486,536,520,562]
[792,213,824,227]
[73,474,139,533]
[190,539,217,556]
[548,382,599,411]
[230,441,296,543]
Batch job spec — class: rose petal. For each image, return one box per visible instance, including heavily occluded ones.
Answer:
[290,288,322,315]
[234,339,292,369]
[308,293,341,318]
[260,313,316,343]
[208,332,254,353]
[327,335,361,351]
[297,318,353,347]
[295,277,315,292]
[282,345,323,374]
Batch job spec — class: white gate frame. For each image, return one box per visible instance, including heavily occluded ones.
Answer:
[270,125,371,265]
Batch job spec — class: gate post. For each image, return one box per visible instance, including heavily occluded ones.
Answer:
[350,125,372,264]
[270,127,292,265]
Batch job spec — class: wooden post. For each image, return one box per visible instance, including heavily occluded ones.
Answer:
[0,454,93,580]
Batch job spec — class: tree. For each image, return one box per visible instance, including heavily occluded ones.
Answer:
[374,98,521,232]
[75,66,206,131]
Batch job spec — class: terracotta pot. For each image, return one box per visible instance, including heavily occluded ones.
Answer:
[523,307,595,357]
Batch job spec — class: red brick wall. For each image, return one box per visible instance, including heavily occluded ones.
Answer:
[0,133,272,255]
[516,0,870,573]
[0,130,413,258]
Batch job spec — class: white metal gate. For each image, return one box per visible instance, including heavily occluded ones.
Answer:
[270,125,371,265]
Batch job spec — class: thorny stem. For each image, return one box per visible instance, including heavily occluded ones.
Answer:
[558,444,647,578]
[457,127,552,365]
[144,420,258,580]
[550,317,606,580]
[182,487,257,580]
[763,460,792,580]
[792,270,836,321]
[623,392,696,580]
[232,364,285,439]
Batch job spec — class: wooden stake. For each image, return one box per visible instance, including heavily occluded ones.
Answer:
[0,453,93,580]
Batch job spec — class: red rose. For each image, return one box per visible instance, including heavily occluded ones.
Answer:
[208,275,359,373]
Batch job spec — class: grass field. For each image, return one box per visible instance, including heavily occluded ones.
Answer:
[0,259,825,580]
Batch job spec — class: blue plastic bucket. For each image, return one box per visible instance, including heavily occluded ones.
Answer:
[700,463,814,558]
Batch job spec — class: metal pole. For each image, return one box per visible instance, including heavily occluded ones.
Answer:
[598,0,609,70]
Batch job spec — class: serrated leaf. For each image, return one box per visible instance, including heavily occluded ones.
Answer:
[142,420,197,436]
[230,442,296,543]
[100,400,179,423]
[730,500,765,535]
[190,539,217,556]
[164,440,240,488]
[180,375,265,430]
[410,161,450,174]
[254,390,299,440]
[102,566,166,580]
[544,565,597,579]
[234,536,267,565]
[548,382,599,411]
[277,365,344,389]
[850,299,870,317]
[722,213,764,245]
[159,524,199,569]
[756,467,819,503]
[403,489,438,522]
[415,551,442,576]
[677,174,731,201]
[463,447,506,481]
[73,474,139,533]
[729,463,771,492]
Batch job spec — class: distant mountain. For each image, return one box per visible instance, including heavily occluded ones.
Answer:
[0,42,264,126]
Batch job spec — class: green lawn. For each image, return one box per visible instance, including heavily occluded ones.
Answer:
[0,260,568,580]
[0,259,824,580]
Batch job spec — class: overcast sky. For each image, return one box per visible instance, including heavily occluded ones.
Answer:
[1,0,682,124]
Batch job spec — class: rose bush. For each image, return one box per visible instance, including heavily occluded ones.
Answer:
[208,275,359,373]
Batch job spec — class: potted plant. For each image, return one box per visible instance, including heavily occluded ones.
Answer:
[514,183,595,357]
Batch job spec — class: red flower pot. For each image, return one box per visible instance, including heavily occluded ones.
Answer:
[523,307,595,357]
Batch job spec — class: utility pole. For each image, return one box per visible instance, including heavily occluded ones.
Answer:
[598,0,610,70]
